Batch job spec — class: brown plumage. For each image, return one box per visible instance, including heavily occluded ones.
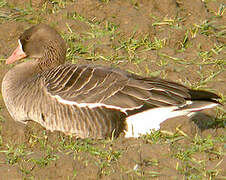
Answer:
[2,24,221,138]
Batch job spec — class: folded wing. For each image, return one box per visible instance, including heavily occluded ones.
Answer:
[43,64,193,113]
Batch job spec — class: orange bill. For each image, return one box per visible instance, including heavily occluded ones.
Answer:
[6,44,27,64]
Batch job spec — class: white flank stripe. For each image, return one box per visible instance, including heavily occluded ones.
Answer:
[53,95,142,113]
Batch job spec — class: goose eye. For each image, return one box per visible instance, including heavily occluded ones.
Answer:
[25,36,30,41]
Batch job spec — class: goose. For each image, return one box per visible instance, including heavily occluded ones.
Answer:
[2,24,221,138]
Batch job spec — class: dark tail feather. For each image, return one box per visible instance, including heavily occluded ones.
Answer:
[188,89,221,104]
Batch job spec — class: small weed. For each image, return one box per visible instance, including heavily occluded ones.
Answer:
[64,13,120,63]
[191,135,214,153]
[67,11,87,22]
[194,20,225,38]
[116,36,165,52]
[0,3,45,23]
[30,153,59,168]
[0,0,7,8]
[195,45,226,69]
[151,15,185,29]
[115,35,165,63]
[215,4,225,17]
[194,20,215,36]
[59,137,121,161]
[0,106,5,123]
[172,134,225,179]
[99,0,110,3]
[191,69,222,89]
[149,37,166,50]
[158,53,189,65]
[28,131,48,149]
[0,144,31,165]
[58,137,122,176]
[48,0,68,13]
[141,131,164,144]
[142,130,186,144]
[68,12,119,39]
[177,31,189,52]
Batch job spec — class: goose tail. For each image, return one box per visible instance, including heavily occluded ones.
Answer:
[124,90,221,138]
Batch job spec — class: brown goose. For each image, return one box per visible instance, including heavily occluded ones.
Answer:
[2,24,221,138]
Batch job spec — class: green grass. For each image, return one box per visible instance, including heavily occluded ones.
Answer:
[172,134,225,179]
[141,130,225,179]
[58,137,122,176]
[0,143,30,165]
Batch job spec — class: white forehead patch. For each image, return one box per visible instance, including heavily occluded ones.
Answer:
[18,39,24,52]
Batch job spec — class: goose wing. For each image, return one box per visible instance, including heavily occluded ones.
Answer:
[43,64,191,112]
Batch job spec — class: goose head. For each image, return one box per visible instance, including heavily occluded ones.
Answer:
[6,24,67,69]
